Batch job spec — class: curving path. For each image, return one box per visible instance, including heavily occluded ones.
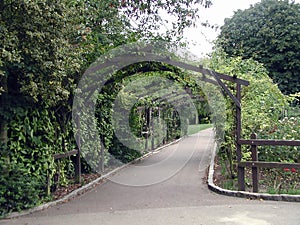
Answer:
[2,128,300,225]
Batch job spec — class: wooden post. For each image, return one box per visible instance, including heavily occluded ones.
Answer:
[145,107,149,151]
[46,170,51,196]
[151,108,155,150]
[165,110,168,144]
[158,107,161,147]
[236,83,245,191]
[100,136,105,173]
[251,133,259,193]
[75,115,81,183]
[186,118,189,135]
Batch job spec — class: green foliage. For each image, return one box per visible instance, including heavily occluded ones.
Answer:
[94,62,209,163]
[210,49,288,135]
[0,0,81,105]
[76,0,137,66]
[0,0,214,214]
[2,104,55,170]
[210,50,300,193]
[263,168,299,194]
[259,116,300,163]
[0,159,43,217]
[209,49,290,176]
[0,104,59,216]
[1,1,81,199]
[0,98,78,215]
[217,0,300,94]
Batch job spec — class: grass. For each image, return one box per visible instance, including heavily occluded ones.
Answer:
[267,188,300,195]
[222,179,237,191]
[187,123,213,135]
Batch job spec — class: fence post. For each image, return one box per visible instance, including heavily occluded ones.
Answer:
[75,116,81,183]
[151,108,155,151]
[236,83,245,191]
[100,136,105,173]
[46,169,51,196]
[251,133,259,193]
[145,107,149,151]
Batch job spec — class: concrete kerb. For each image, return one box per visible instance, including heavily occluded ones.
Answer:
[3,137,184,219]
[207,141,300,202]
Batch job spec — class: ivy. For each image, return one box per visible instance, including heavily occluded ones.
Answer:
[0,0,213,215]
[95,63,208,164]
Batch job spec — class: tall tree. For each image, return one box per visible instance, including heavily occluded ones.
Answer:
[216,0,300,94]
[0,0,86,154]
[0,0,83,105]
[119,0,213,42]
[78,0,213,62]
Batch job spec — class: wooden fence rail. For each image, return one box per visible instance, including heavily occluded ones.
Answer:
[238,133,300,193]
[53,149,79,160]
[46,149,81,195]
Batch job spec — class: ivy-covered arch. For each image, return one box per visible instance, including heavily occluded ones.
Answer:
[72,41,249,185]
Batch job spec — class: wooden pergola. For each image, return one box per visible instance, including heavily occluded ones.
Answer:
[72,45,300,193]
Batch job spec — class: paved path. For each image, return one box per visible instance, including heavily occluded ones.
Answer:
[2,129,300,225]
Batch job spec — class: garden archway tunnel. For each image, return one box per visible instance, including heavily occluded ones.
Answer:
[72,42,250,189]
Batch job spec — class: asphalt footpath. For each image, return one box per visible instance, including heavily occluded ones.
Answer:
[1,128,299,225]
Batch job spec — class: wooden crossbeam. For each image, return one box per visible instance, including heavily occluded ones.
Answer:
[239,161,300,169]
[53,149,79,160]
[239,139,300,146]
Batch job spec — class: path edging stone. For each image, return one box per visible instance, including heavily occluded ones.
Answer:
[207,142,300,202]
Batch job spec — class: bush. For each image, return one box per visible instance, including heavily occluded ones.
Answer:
[259,116,300,163]
[0,104,74,215]
[0,159,43,217]
[208,49,289,176]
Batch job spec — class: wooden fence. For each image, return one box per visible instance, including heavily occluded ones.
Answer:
[238,133,300,193]
[46,149,81,195]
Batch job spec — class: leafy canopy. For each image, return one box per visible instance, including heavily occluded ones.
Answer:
[0,0,81,106]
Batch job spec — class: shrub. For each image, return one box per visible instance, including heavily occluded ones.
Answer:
[208,49,289,176]
[0,158,43,217]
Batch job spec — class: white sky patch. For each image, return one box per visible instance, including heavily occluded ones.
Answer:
[183,0,300,57]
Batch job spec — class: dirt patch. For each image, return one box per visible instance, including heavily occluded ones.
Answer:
[52,173,102,200]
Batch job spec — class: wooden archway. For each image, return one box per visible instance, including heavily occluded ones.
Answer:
[74,44,250,187]
[75,44,300,193]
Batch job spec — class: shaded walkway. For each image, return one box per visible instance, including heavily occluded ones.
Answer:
[2,129,300,225]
